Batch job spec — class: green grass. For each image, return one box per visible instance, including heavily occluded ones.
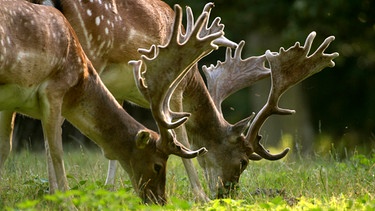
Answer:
[0,145,374,210]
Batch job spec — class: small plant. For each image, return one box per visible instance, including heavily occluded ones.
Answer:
[351,153,375,170]
[23,175,50,197]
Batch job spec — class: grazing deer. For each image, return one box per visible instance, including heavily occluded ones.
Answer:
[0,0,217,204]
[18,0,339,199]
[204,30,338,180]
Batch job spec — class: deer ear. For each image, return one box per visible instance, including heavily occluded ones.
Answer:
[135,130,151,149]
[231,114,254,135]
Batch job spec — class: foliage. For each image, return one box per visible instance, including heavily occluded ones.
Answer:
[1,149,374,210]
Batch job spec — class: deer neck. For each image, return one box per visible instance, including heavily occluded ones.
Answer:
[181,68,227,147]
[62,64,146,160]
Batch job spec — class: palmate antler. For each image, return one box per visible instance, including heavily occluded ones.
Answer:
[202,40,272,161]
[244,31,339,160]
[202,40,271,113]
[203,31,338,160]
[130,3,227,157]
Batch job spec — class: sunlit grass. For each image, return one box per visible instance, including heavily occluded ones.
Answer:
[0,144,374,210]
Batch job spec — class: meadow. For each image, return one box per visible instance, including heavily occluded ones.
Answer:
[0,145,374,210]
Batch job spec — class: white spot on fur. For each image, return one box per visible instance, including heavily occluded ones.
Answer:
[87,9,92,16]
[72,3,92,50]
[105,27,109,35]
[95,16,100,26]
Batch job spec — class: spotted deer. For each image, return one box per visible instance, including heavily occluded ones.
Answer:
[0,0,231,204]
[21,0,338,199]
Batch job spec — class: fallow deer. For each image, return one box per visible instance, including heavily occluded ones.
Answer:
[0,0,223,204]
[201,32,338,195]
[18,0,339,199]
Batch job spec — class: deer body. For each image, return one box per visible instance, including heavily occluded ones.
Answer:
[56,0,174,106]
[0,0,207,204]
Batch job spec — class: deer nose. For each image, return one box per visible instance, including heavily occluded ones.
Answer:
[217,181,239,198]
[142,189,166,205]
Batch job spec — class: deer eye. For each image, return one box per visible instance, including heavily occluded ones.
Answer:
[153,163,163,174]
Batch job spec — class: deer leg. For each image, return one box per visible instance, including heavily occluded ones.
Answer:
[176,126,210,202]
[41,112,68,192]
[39,90,69,193]
[171,94,209,202]
[42,114,75,210]
[105,160,117,186]
[0,111,15,172]
[0,85,25,171]
[104,100,124,186]
[44,137,59,192]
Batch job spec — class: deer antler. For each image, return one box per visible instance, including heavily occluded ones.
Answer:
[202,40,271,161]
[130,3,225,157]
[202,40,271,113]
[191,2,237,49]
[244,31,339,160]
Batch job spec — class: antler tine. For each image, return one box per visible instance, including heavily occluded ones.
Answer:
[202,40,271,113]
[181,2,237,49]
[130,3,225,157]
[245,31,339,160]
[200,2,237,48]
[265,31,339,96]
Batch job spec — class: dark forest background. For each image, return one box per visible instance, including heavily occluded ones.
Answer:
[12,0,375,156]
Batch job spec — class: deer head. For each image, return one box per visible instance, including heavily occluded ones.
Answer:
[199,31,338,197]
